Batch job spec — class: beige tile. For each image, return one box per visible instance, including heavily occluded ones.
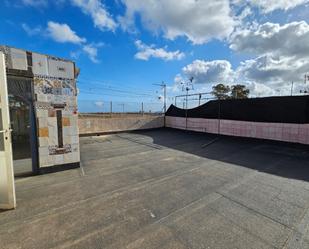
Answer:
[39,127,49,137]
[54,155,64,165]
[38,137,49,147]
[62,117,70,126]
[63,136,71,144]
[47,117,57,127]
[37,117,48,128]
[36,109,48,118]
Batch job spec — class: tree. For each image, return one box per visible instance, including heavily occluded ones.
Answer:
[230,84,250,99]
[211,84,230,100]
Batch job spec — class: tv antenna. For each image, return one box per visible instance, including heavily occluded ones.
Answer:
[300,74,309,94]
[153,81,167,113]
[180,77,194,129]
[181,77,194,109]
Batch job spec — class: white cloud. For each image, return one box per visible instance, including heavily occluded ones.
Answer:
[120,0,236,44]
[47,21,86,44]
[70,50,82,60]
[70,44,103,63]
[229,21,309,93]
[247,0,309,13]
[230,21,309,58]
[175,54,309,97]
[134,40,185,61]
[237,54,309,85]
[22,23,42,36]
[82,43,103,63]
[95,101,104,108]
[22,0,48,7]
[71,0,117,32]
[246,82,277,97]
[180,60,235,84]
[23,21,102,63]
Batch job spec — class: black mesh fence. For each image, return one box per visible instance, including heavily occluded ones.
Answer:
[166,96,309,124]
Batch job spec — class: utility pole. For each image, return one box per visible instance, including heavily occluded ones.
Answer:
[153,81,167,126]
[153,81,167,113]
[290,81,294,96]
[110,101,113,117]
[118,103,125,113]
[305,74,309,94]
[181,77,194,130]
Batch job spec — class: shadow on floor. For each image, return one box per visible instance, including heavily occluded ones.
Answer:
[131,128,309,182]
[13,158,33,178]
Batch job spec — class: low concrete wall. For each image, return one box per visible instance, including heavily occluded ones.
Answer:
[166,116,309,145]
[78,114,164,135]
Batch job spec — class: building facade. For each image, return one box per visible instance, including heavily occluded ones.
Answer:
[0,46,80,173]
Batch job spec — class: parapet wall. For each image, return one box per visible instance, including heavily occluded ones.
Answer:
[78,115,164,135]
[166,116,309,144]
[166,96,309,145]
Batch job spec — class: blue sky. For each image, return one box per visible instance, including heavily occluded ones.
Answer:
[1,0,309,112]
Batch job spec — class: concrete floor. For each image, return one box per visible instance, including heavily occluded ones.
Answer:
[1,128,309,249]
[13,158,32,177]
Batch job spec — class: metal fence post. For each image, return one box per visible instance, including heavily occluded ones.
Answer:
[142,102,144,116]
[110,101,112,117]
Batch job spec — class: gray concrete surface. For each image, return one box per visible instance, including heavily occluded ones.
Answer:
[1,128,309,249]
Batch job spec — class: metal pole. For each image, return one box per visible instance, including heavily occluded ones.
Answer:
[142,102,144,116]
[110,101,112,117]
[218,99,221,135]
[291,81,294,96]
[186,89,188,109]
[201,97,221,148]
[185,89,188,130]
[163,82,166,126]
[163,82,166,113]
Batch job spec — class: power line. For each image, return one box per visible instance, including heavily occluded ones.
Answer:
[77,78,155,93]
[79,90,158,100]
[78,85,154,97]
[77,81,155,97]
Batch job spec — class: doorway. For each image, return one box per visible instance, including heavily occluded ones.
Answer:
[7,76,38,177]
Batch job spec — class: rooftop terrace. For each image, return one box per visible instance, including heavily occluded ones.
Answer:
[1,128,309,249]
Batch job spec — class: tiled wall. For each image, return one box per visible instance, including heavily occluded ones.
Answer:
[166,116,309,145]
[34,76,80,168]
[0,45,80,168]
